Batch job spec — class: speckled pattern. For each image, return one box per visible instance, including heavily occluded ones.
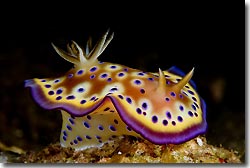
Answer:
[25,30,207,150]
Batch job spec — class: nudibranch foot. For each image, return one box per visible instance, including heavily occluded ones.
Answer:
[25,30,207,150]
[60,100,140,151]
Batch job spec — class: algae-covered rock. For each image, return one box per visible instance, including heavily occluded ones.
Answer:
[19,135,241,163]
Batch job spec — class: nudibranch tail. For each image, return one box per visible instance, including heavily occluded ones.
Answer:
[25,30,207,150]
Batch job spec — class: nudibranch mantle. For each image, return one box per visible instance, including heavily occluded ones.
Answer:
[25,30,207,150]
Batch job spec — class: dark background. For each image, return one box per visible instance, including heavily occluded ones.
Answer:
[0,2,245,161]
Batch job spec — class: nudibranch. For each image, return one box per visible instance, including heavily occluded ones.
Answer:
[24,30,207,150]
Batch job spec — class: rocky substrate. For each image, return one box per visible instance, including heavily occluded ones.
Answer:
[16,135,242,163]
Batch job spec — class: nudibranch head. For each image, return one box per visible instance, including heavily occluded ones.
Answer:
[25,30,207,150]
